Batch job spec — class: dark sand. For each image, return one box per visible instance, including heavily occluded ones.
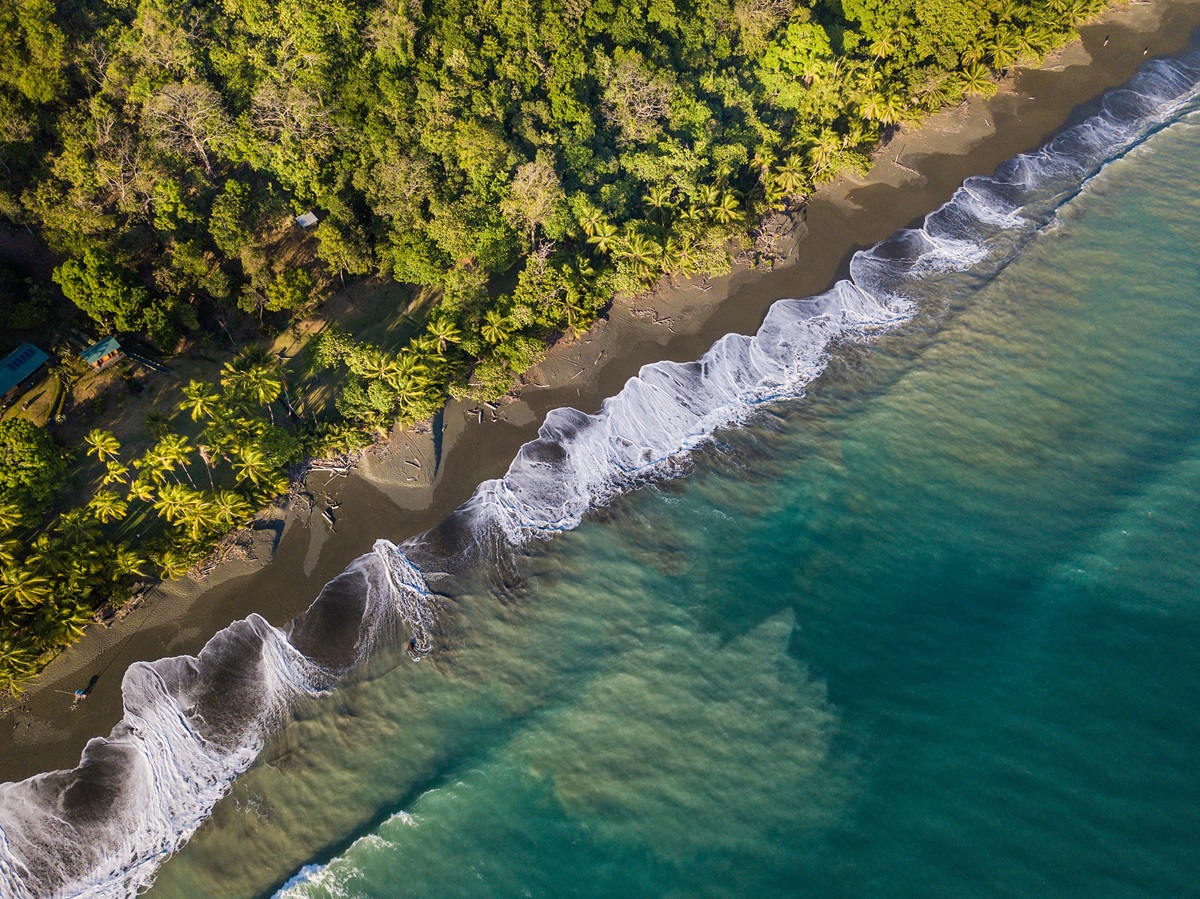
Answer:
[4,0,1199,782]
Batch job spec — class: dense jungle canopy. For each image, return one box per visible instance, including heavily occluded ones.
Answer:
[2,0,1096,400]
[0,0,1104,689]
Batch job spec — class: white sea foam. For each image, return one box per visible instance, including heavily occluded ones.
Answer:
[422,53,1200,557]
[2,51,1198,899]
[0,543,432,898]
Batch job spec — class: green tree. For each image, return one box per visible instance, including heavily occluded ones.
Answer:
[53,250,149,333]
[481,310,511,345]
[180,380,221,421]
[0,565,52,609]
[0,501,22,533]
[88,490,128,523]
[84,429,121,463]
[427,316,462,355]
[0,419,66,510]
[231,445,274,487]
[0,0,67,104]
[265,269,314,313]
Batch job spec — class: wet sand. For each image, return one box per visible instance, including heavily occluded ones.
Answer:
[3,0,1199,783]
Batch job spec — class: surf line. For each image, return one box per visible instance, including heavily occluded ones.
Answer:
[2,51,1198,899]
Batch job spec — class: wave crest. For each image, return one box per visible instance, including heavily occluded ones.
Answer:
[2,51,1197,899]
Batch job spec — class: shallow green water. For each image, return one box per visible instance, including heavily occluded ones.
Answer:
[149,113,1200,898]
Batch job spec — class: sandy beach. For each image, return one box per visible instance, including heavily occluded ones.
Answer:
[3,0,1199,783]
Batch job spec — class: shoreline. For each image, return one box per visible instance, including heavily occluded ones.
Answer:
[3,0,1199,783]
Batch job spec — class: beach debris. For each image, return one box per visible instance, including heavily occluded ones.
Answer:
[740,211,794,268]
[406,459,422,469]
[322,507,336,530]
[191,528,257,579]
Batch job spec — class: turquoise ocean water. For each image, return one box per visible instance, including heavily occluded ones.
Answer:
[135,92,1200,896]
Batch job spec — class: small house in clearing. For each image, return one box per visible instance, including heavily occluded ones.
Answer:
[81,336,123,371]
[0,343,51,407]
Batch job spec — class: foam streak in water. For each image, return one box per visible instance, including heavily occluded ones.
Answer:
[1,52,1197,899]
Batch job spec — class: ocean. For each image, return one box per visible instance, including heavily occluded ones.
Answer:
[3,53,1200,899]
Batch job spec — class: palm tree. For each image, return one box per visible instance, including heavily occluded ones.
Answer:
[89,490,129,523]
[807,129,843,175]
[674,237,701,277]
[644,185,675,224]
[357,351,389,382]
[1019,25,1057,59]
[176,497,222,541]
[961,42,988,67]
[917,76,954,112]
[232,445,274,487]
[384,352,431,392]
[0,635,41,692]
[577,206,604,237]
[55,509,100,544]
[155,547,196,579]
[154,485,211,539]
[773,155,808,197]
[102,460,130,486]
[553,291,591,337]
[869,28,901,60]
[106,545,146,582]
[180,380,221,421]
[619,231,658,272]
[36,599,94,644]
[587,220,620,255]
[151,483,191,524]
[212,490,253,528]
[996,0,1024,23]
[85,429,121,463]
[878,92,908,126]
[958,62,995,96]
[255,472,292,502]
[854,64,885,96]
[242,365,283,424]
[157,434,197,486]
[989,27,1021,70]
[694,183,721,209]
[127,478,156,503]
[0,566,53,609]
[134,446,173,486]
[427,317,462,355]
[481,310,511,345]
[711,192,741,226]
[859,92,886,122]
[0,539,18,566]
[0,502,21,534]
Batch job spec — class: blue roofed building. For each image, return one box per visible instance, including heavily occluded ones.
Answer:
[0,343,51,407]
[81,336,123,371]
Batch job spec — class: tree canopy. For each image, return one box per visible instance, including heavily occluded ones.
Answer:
[1,0,1096,370]
[0,418,66,511]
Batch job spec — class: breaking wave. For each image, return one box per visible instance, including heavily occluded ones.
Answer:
[413,53,1200,560]
[1,51,1197,899]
